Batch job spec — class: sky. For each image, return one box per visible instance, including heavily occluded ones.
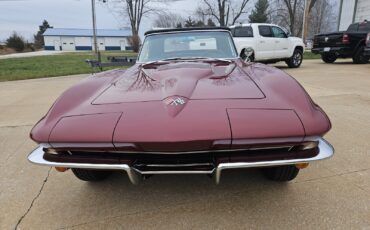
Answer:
[0,0,200,41]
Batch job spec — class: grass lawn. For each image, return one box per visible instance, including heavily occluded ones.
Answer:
[0,51,136,82]
[0,51,320,82]
[303,51,321,59]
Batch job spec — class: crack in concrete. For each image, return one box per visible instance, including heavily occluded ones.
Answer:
[41,168,370,229]
[293,167,370,184]
[14,167,52,230]
[0,124,33,129]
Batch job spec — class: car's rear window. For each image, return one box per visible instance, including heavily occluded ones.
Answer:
[164,37,217,52]
[138,31,238,62]
[358,21,370,32]
[347,23,359,32]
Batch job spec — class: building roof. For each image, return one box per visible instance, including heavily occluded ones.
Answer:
[144,27,231,36]
[43,28,132,37]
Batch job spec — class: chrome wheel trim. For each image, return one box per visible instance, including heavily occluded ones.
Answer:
[293,51,302,66]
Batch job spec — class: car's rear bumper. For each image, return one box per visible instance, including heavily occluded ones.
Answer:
[312,47,352,56]
[28,137,334,184]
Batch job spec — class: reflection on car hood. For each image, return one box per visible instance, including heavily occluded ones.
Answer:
[92,60,265,105]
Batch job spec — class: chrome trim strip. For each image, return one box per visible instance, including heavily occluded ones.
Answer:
[28,138,334,185]
[47,144,296,155]
[27,145,142,185]
[133,169,215,175]
[134,163,214,167]
[214,138,334,184]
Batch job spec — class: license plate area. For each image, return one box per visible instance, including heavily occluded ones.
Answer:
[324,47,331,52]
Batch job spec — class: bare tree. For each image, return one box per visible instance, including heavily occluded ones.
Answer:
[307,0,338,37]
[270,0,305,37]
[201,0,251,26]
[153,12,184,28]
[303,0,318,41]
[110,0,178,51]
[195,6,208,24]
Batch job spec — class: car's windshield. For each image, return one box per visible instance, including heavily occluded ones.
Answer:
[137,31,238,62]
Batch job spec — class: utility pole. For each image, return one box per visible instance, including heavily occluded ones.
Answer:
[91,0,101,64]
[302,0,308,41]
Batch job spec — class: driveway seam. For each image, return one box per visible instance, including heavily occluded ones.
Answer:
[293,168,370,184]
[14,167,52,230]
[0,124,33,129]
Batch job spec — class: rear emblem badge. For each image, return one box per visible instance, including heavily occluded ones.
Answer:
[325,37,329,42]
[164,97,186,106]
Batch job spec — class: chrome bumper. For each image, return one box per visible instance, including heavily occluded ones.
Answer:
[28,138,334,184]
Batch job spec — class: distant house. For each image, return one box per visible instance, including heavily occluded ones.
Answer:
[338,0,370,30]
[43,28,132,51]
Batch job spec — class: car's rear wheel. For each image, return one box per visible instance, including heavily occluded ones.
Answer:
[262,165,299,181]
[352,46,370,64]
[321,53,337,63]
[71,168,112,181]
[286,49,303,68]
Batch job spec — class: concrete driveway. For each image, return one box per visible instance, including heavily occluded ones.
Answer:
[0,60,369,229]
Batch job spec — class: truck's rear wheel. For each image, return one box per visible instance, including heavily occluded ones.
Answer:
[321,53,337,63]
[286,49,303,68]
[353,46,370,64]
[262,165,300,181]
[72,168,112,181]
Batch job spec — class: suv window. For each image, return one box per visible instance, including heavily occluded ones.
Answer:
[258,26,273,37]
[232,26,253,37]
[272,26,287,38]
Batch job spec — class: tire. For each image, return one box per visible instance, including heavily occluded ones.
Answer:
[262,165,300,182]
[286,49,303,68]
[352,46,370,64]
[71,168,112,181]
[321,53,337,63]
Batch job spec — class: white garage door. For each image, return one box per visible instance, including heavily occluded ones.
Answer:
[61,37,75,51]
[98,38,105,51]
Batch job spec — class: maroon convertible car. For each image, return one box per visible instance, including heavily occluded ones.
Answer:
[28,27,334,184]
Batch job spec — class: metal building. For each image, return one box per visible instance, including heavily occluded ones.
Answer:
[43,28,132,51]
[338,0,370,31]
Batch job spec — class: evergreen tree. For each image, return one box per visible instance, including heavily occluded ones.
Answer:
[6,32,25,52]
[34,20,53,49]
[248,0,269,23]
[184,17,196,27]
[195,20,205,27]
[207,18,216,27]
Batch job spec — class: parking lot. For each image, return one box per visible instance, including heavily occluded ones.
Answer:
[0,59,369,229]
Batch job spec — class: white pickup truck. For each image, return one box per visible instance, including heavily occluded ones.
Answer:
[230,23,305,68]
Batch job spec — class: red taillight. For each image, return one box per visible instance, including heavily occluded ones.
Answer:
[366,33,370,45]
[342,34,350,44]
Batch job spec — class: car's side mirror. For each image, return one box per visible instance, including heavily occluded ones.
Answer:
[240,47,254,62]
[286,31,291,37]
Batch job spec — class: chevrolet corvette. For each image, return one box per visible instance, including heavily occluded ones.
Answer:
[28,27,334,184]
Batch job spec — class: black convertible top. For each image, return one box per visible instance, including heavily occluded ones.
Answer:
[144,27,231,36]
